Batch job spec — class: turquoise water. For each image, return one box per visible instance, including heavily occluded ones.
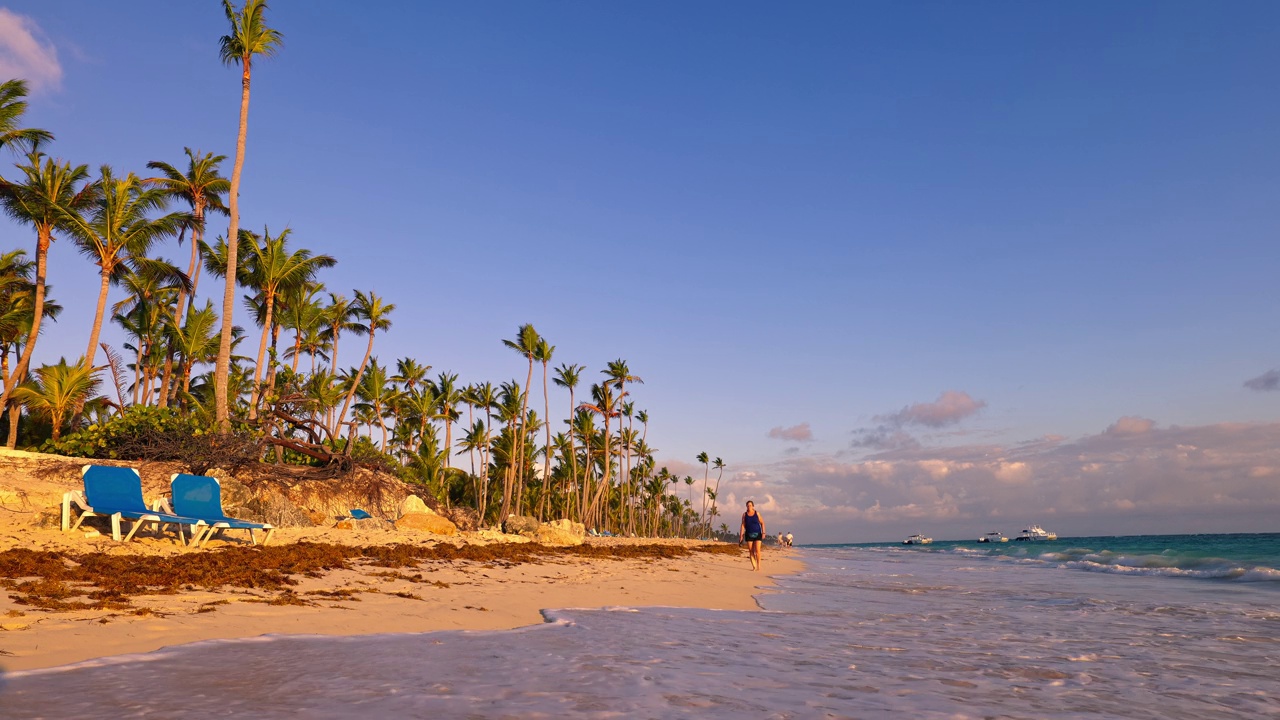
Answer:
[811,532,1280,583]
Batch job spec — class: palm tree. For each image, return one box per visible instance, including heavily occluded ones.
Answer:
[145,148,229,314]
[431,371,462,469]
[63,166,185,363]
[12,358,101,442]
[707,457,725,537]
[215,0,284,432]
[320,292,359,372]
[110,257,191,404]
[0,80,53,152]
[0,250,62,445]
[336,290,394,442]
[352,357,396,450]
[0,152,94,420]
[168,301,222,397]
[392,357,430,394]
[501,324,539,517]
[238,227,335,418]
[552,362,583,514]
[580,381,623,529]
[533,337,554,516]
[696,451,710,532]
[277,282,324,373]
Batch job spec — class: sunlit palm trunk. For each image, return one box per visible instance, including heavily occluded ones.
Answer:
[216,62,252,431]
[85,268,113,364]
[337,330,375,445]
[514,359,533,515]
[247,292,274,420]
[540,360,551,519]
[1,227,50,448]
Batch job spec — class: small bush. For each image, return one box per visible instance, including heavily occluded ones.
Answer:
[44,406,262,474]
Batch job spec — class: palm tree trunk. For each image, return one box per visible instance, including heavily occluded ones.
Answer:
[337,330,374,433]
[541,361,551,518]
[514,359,533,514]
[215,60,253,432]
[0,228,52,446]
[85,269,112,365]
[248,293,274,420]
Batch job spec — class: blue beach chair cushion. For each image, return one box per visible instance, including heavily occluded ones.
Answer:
[63,465,207,543]
[170,473,275,546]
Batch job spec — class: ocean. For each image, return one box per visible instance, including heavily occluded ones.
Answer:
[2,533,1277,718]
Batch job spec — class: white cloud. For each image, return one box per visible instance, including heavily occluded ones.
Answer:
[767,422,813,442]
[743,419,1280,543]
[0,10,61,93]
[877,390,986,428]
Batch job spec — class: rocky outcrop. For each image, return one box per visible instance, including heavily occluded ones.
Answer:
[502,514,540,535]
[499,515,585,546]
[395,512,458,535]
[399,494,433,516]
[534,518,586,546]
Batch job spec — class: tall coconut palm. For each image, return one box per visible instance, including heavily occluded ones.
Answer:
[707,457,725,537]
[431,371,462,469]
[110,256,191,404]
[238,227,335,418]
[352,357,395,450]
[0,250,62,445]
[500,324,539,517]
[12,357,101,442]
[533,338,555,516]
[336,290,393,440]
[148,151,228,408]
[277,282,324,374]
[695,451,710,534]
[320,292,359,374]
[552,362,583,515]
[580,381,623,528]
[215,0,283,431]
[145,149,229,314]
[0,153,94,424]
[63,166,185,364]
[0,80,53,152]
[168,300,221,397]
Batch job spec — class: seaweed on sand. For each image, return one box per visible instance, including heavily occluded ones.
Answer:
[0,542,736,612]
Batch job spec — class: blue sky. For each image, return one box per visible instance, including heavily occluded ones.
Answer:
[3,1,1279,542]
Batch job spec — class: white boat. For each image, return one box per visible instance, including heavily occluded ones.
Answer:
[902,534,932,545]
[1014,525,1057,541]
[978,531,1008,543]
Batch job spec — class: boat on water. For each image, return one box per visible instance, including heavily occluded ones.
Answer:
[1014,525,1057,541]
[902,534,933,545]
[978,531,1008,543]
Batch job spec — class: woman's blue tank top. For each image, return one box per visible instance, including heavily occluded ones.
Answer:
[743,512,762,534]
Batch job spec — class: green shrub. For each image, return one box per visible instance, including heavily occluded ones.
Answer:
[44,406,261,474]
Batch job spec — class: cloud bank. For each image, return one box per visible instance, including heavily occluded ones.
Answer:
[0,10,61,93]
[767,423,813,442]
[853,390,986,450]
[1244,369,1280,392]
[739,418,1280,543]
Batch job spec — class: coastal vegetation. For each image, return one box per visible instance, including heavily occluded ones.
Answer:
[0,3,726,538]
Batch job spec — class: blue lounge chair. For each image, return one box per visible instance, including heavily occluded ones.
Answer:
[62,465,207,544]
[169,473,275,547]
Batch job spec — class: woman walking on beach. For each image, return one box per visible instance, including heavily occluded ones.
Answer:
[739,500,766,571]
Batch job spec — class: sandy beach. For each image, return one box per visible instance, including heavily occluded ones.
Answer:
[0,525,803,673]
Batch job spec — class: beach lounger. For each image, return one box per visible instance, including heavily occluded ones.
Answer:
[168,473,275,547]
[62,465,207,544]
